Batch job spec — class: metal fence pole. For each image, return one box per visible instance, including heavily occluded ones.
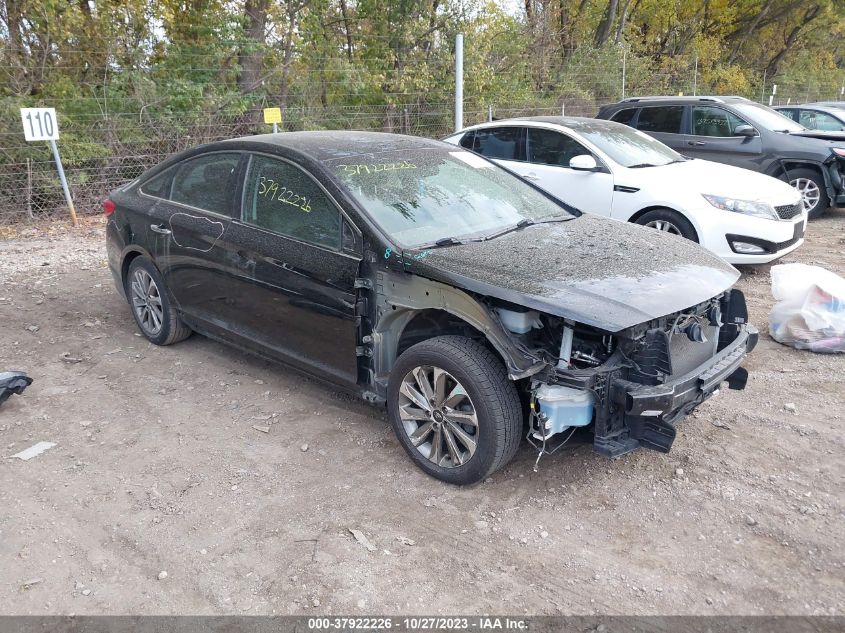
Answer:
[455,33,463,132]
[693,56,698,96]
[26,158,34,219]
[621,48,627,100]
[488,105,492,122]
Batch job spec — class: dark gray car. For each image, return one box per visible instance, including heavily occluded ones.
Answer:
[596,96,845,218]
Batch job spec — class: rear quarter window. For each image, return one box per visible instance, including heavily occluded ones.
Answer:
[636,106,683,134]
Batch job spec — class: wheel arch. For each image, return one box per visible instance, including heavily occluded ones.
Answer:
[120,246,162,294]
[628,205,701,242]
[368,272,547,396]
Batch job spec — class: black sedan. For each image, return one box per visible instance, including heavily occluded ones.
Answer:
[106,131,757,484]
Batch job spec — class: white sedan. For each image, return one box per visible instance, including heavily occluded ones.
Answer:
[443,117,806,264]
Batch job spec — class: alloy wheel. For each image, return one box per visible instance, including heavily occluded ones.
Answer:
[790,177,821,214]
[644,219,682,235]
[130,269,164,335]
[398,365,479,468]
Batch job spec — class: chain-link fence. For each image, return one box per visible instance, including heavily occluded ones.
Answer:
[2,71,844,226]
[0,100,569,225]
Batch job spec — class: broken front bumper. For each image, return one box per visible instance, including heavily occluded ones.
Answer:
[595,325,758,457]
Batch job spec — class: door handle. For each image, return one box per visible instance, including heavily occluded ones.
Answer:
[150,223,171,235]
[687,141,706,146]
[522,173,540,181]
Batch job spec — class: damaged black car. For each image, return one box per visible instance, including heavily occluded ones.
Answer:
[105,131,757,484]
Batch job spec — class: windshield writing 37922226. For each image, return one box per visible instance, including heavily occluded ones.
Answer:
[337,161,417,176]
[257,176,311,213]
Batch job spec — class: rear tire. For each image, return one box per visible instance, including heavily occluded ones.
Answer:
[125,256,191,346]
[635,208,698,242]
[388,336,522,485]
[782,167,828,219]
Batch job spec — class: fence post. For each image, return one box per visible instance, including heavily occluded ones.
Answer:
[455,33,463,132]
[488,105,492,122]
[621,48,627,100]
[26,158,34,220]
[693,56,698,96]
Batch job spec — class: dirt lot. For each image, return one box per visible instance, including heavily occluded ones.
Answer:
[1,212,843,616]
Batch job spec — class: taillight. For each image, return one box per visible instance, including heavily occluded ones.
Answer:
[103,199,116,216]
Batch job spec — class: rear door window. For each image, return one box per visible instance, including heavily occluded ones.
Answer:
[473,127,526,161]
[527,128,591,167]
[243,155,342,251]
[170,153,241,216]
[459,131,476,149]
[691,106,748,137]
[635,106,683,134]
[610,108,638,126]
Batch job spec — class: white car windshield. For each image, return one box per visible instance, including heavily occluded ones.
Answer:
[327,148,574,248]
[577,124,684,168]
[732,102,805,133]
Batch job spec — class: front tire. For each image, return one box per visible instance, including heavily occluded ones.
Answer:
[387,336,522,485]
[782,168,828,219]
[634,208,698,242]
[125,256,191,346]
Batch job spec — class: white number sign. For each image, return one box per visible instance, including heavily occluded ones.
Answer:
[20,107,59,141]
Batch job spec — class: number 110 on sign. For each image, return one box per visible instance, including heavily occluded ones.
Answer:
[20,107,59,141]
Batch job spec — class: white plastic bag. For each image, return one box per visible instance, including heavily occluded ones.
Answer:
[769,263,845,353]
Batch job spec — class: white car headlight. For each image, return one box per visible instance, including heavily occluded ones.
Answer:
[702,194,778,220]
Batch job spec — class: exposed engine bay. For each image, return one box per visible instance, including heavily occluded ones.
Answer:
[486,289,756,465]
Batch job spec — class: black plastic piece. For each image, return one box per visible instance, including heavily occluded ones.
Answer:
[726,366,749,390]
[628,328,672,385]
[0,372,33,405]
[593,434,640,458]
[627,416,677,453]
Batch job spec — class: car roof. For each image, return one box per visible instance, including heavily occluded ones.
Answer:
[461,115,625,133]
[609,95,751,106]
[211,130,447,162]
[781,103,845,113]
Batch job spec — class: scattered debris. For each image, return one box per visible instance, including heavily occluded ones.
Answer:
[711,420,732,430]
[540,530,549,539]
[675,467,684,476]
[312,597,321,607]
[11,441,56,461]
[0,371,33,405]
[252,424,270,433]
[22,578,43,589]
[396,536,416,546]
[300,443,309,452]
[784,403,797,413]
[349,528,376,552]
[25,325,39,333]
[157,571,168,580]
[746,515,758,527]
[59,352,83,363]
[82,589,91,596]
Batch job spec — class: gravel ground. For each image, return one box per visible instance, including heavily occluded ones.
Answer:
[0,212,843,616]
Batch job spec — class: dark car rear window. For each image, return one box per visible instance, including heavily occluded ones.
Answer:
[635,106,683,134]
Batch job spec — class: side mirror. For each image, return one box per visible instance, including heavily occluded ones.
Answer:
[570,154,598,171]
[733,124,756,137]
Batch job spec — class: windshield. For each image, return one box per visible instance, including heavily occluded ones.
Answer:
[327,148,574,248]
[578,124,684,167]
[732,102,805,133]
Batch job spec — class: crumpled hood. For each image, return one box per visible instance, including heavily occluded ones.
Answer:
[407,215,739,332]
[626,159,801,206]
